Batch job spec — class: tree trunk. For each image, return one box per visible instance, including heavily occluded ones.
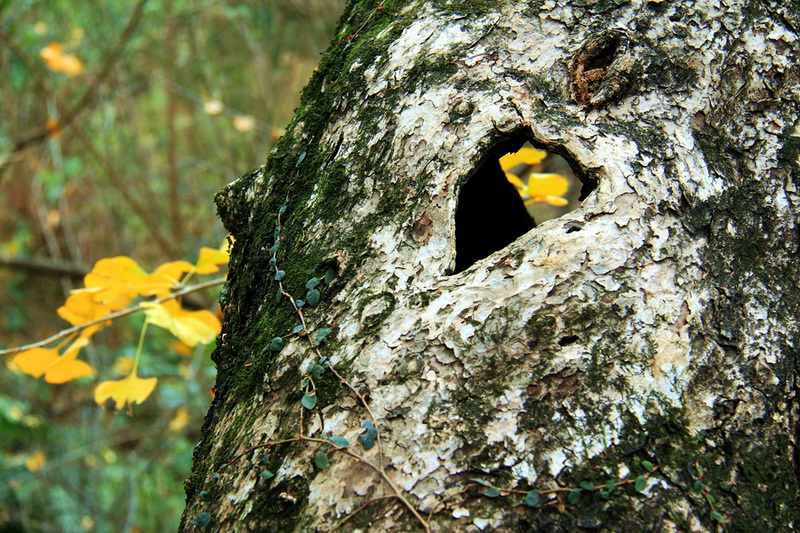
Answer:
[181,1,800,531]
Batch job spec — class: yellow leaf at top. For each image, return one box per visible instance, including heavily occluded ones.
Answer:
[141,260,194,297]
[141,300,220,347]
[499,147,548,171]
[195,246,229,274]
[39,42,84,77]
[94,372,157,410]
[83,256,149,310]
[12,337,93,384]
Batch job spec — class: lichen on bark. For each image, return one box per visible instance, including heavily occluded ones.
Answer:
[183,1,800,531]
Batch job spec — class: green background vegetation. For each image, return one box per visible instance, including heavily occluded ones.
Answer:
[0,1,343,531]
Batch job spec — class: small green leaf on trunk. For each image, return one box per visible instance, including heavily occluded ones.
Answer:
[270,337,285,352]
[567,489,581,505]
[483,487,500,498]
[306,288,321,307]
[525,490,541,507]
[315,452,329,470]
[301,392,317,410]
[330,436,350,448]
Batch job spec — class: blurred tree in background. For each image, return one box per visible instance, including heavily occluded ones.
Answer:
[0,1,344,530]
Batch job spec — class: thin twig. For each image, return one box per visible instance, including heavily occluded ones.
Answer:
[311,439,430,533]
[346,1,386,43]
[0,277,225,356]
[219,437,303,472]
[0,255,88,278]
[331,496,397,531]
[326,364,386,472]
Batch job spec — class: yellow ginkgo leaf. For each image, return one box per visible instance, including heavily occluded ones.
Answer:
[39,42,84,77]
[505,172,525,190]
[94,372,157,410]
[141,300,220,347]
[58,290,112,326]
[195,246,229,274]
[506,171,570,207]
[499,147,548,171]
[525,173,569,206]
[12,347,59,379]
[12,337,93,383]
[141,260,194,297]
[43,355,94,384]
[83,256,149,310]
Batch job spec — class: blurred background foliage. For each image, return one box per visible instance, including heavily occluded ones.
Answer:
[0,0,344,531]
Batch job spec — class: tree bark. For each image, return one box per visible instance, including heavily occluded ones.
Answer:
[182,1,800,531]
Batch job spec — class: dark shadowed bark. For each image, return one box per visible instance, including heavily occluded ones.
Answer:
[182,1,800,531]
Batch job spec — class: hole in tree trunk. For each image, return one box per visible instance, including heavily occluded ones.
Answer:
[452,134,590,274]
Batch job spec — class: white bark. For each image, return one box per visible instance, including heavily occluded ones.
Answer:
[184,1,800,531]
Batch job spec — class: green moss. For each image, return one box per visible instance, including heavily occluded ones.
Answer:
[524,72,562,102]
[243,473,311,531]
[431,0,498,16]
[778,123,800,184]
[693,128,736,183]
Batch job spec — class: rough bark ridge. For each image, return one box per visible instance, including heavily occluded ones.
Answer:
[182,1,800,531]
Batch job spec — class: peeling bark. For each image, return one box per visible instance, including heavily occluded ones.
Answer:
[182,1,800,531]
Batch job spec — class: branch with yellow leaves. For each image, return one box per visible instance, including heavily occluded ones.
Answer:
[0,277,225,358]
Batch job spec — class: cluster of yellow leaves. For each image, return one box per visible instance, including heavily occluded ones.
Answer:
[39,42,84,77]
[10,243,229,410]
[500,147,570,207]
